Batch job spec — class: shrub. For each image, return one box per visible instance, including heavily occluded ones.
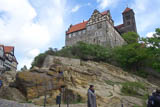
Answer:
[31,53,47,68]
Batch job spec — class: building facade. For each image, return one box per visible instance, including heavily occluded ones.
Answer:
[0,45,18,72]
[0,45,5,72]
[65,7,137,47]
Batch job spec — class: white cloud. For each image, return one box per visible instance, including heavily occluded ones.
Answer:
[18,48,40,69]
[87,3,91,6]
[131,0,160,35]
[0,0,68,69]
[18,57,33,70]
[27,49,40,58]
[97,0,119,10]
[146,32,154,38]
[71,5,81,13]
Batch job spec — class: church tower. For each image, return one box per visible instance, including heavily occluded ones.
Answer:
[122,7,137,33]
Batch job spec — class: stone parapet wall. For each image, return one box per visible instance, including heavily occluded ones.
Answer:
[43,55,80,68]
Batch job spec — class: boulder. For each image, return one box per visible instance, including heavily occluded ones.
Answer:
[0,87,26,102]
[15,71,65,100]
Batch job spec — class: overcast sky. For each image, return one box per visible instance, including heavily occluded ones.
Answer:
[0,0,160,69]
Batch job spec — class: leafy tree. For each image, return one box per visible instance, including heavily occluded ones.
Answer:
[70,42,110,61]
[45,47,56,55]
[141,28,160,72]
[31,53,47,68]
[21,65,27,71]
[112,43,150,72]
[122,32,139,44]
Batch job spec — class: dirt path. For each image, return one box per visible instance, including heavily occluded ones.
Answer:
[0,99,87,107]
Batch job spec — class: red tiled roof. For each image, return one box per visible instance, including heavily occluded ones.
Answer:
[4,46,14,53]
[123,7,132,13]
[66,10,109,34]
[101,10,108,15]
[66,21,88,34]
[115,24,124,29]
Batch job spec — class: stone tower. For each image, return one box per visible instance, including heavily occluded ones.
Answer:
[115,7,137,34]
[122,7,137,33]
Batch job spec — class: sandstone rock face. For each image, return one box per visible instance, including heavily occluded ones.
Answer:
[0,71,26,102]
[1,71,17,87]
[0,87,26,102]
[1,56,158,107]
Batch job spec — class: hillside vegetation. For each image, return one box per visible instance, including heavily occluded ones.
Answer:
[31,28,160,78]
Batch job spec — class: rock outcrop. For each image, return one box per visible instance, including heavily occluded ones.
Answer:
[0,56,159,107]
[0,71,26,102]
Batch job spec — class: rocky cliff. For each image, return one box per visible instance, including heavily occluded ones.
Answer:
[0,56,159,107]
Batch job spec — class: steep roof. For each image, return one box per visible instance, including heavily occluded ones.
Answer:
[66,21,88,34]
[4,46,14,53]
[66,10,109,34]
[101,10,108,15]
[115,24,124,29]
[123,7,132,14]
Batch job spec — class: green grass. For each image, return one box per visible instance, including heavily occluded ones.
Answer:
[121,82,146,96]
[133,70,148,78]
[27,100,32,103]
[121,82,148,107]
[133,102,147,107]
[104,80,121,86]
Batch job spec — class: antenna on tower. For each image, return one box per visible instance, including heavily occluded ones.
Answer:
[126,3,128,8]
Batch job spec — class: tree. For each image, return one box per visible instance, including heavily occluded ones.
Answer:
[142,28,160,49]
[45,47,56,55]
[122,32,139,44]
[31,53,47,68]
[112,43,150,72]
[141,28,160,72]
[70,42,110,61]
[21,65,27,71]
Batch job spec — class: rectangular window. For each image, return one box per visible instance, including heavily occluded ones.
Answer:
[78,31,81,35]
[127,21,130,25]
[83,30,86,34]
[68,34,71,38]
[87,26,91,30]
[97,23,102,29]
[72,33,75,36]
[126,15,130,20]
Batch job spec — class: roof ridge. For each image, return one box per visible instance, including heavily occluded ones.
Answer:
[123,7,132,13]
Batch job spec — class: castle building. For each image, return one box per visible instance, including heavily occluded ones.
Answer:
[0,45,18,73]
[65,7,137,48]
